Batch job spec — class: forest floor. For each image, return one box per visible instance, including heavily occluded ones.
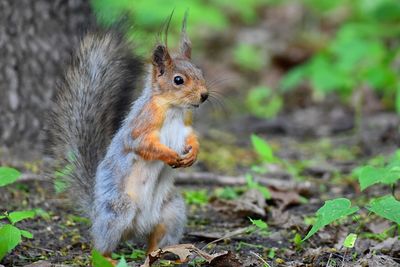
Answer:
[1,105,400,267]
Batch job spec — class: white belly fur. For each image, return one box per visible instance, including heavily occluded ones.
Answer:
[128,108,189,236]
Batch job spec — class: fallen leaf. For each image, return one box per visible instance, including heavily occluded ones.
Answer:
[188,231,225,240]
[23,261,52,267]
[367,220,391,234]
[371,237,400,253]
[356,253,400,267]
[211,189,266,217]
[209,251,242,267]
[269,188,302,210]
[141,243,230,267]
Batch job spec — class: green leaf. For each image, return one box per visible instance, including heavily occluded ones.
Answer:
[246,86,283,119]
[233,43,265,71]
[20,229,33,239]
[245,174,271,199]
[293,233,302,247]
[183,190,208,205]
[0,167,21,187]
[92,249,114,267]
[251,134,275,163]
[0,224,22,261]
[216,187,239,200]
[396,83,400,115]
[358,165,400,191]
[254,185,271,199]
[367,195,400,224]
[303,198,359,241]
[34,208,51,221]
[280,66,307,91]
[249,218,268,230]
[129,249,146,260]
[116,257,128,267]
[343,233,357,248]
[8,210,35,224]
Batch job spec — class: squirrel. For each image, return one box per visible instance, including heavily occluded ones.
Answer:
[50,14,208,259]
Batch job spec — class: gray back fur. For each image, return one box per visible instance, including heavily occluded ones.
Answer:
[50,29,143,213]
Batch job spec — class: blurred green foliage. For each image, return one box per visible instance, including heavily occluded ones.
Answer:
[91,0,400,115]
[246,86,283,119]
[233,44,266,71]
[281,0,400,111]
[91,0,270,55]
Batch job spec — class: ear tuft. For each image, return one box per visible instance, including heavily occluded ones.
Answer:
[152,45,171,76]
[180,11,192,59]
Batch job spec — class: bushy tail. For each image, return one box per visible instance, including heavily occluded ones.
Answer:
[50,29,143,213]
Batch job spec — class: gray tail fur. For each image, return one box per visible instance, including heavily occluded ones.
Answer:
[50,29,143,213]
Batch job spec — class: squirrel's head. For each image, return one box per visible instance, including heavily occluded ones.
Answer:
[150,14,208,108]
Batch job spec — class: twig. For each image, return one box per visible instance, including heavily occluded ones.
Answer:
[175,171,313,191]
[18,173,50,182]
[326,253,333,267]
[250,251,271,267]
[201,227,249,250]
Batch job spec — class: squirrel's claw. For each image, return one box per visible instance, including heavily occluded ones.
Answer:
[178,149,198,167]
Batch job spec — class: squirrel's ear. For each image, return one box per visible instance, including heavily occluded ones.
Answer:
[180,11,191,59]
[152,45,172,76]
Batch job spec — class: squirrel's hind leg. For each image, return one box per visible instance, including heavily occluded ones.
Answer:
[146,193,186,253]
[91,198,137,255]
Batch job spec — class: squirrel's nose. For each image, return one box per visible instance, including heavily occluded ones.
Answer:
[200,92,209,103]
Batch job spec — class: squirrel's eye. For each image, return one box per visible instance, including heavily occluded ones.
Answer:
[173,75,184,85]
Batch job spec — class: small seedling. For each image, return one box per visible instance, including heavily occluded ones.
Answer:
[0,166,37,261]
[343,233,357,248]
[303,198,359,241]
[249,218,269,236]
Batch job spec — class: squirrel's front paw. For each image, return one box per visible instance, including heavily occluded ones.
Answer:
[178,145,198,167]
[164,151,181,168]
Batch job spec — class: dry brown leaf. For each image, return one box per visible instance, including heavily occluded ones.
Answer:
[269,188,301,210]
[141,243,230,267]
[209,251,242,267]
[211,189,266,217]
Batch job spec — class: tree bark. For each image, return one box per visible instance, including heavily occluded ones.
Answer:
[0,0,92,160]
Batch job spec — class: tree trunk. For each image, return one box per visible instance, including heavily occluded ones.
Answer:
[0,0,92,160]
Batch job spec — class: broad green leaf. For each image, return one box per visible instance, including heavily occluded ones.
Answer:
[343,233,357,248]
[303,198,359,241]
[249,218,268,230]
[358,165,400,191]
[0,224,22,261]
[251,135,275,163]
[8,210,35,224]
[20,230,33,239]
[0,167,21,187]
[116,257,128,267]
[92,249,113,267]
[367,195,400,224]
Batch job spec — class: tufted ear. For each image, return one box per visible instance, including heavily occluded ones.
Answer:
[152,44,172,76]
[179,11,191,59]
